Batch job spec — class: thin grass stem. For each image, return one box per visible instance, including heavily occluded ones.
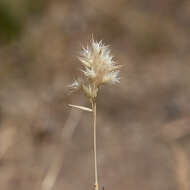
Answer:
[92,100,99,190]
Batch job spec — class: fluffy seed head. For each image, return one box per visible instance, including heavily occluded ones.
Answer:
[69,39,120,101]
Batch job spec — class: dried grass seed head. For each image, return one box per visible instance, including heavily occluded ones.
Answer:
[70,39,120,100]
[79,39,120,86]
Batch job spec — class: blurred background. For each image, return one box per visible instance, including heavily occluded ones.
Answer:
[0,0,190,190]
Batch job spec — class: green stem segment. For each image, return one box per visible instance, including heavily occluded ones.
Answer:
[92,100,99,190]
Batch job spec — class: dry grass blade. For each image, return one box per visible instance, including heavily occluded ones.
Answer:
[68,104,92,112]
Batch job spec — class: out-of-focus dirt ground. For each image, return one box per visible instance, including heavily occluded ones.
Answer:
[0,0,190,190]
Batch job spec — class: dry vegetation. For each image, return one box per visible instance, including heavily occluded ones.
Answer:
[0,0,190,190]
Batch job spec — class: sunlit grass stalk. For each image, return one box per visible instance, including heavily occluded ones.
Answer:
[68,38,121,190]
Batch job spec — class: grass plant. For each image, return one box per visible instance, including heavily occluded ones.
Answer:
[69,38,121,190]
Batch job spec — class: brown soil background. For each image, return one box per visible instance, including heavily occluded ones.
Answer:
[0,0,190,190]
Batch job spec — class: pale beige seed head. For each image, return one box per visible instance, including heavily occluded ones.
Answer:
[69,39,120,100]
